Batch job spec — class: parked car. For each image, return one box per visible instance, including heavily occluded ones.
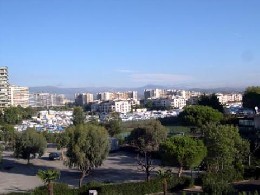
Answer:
[49,152,60,160]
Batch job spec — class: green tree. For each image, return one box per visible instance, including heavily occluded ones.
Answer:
[2,107,23,124]
[23,106,37,119]
[14,128,47,164]
[0,124,16,149]
[72,107,85,126]
[105,119,122,137]
[144,100,153,110]
[160,136,207,177]
[37,169,60,195]
[55,132,70,160]
[203,124,250,173]
[243,86,260,110]
[128,120,167,181]
[198,93,224,113]
[156,169,172,195]
[65,124,109,187]
[178,105,223,128]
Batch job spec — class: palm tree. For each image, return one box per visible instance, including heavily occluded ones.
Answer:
[37,169,60,195]
[157,169,172,195]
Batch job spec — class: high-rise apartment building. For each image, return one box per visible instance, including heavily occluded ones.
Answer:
[97,91,138,101]
[0,66,10,109]
[10,85,29,107]
[75,93,94,106]
[29,93,67,107]
[144,89,165,99]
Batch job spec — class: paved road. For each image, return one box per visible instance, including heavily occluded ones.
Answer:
[0,147,157,194]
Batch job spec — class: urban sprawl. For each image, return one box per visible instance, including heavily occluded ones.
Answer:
[0,66,245,132]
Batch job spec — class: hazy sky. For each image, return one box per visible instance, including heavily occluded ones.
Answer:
[0,0,259,88]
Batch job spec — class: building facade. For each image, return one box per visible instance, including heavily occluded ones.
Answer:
[75,93,94,106]
[91,100,131,113]
[29,93,67,107]
[97,91,138,101]
[10,85,29,107]
[0,66,10,109]
[216,93,243,105]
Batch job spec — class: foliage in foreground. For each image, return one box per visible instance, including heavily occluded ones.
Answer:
[37,169,60,195]
[6,177,192,195]
[14,128,47,164]
[160,136,207,177]
[80,176,192,195]
[65,123,110,187]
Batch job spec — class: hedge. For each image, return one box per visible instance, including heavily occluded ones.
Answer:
[80,176,192,195]
[33,183,77,195]
[6,176,192,195]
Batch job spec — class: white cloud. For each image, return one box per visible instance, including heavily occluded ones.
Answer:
[130,73,192,84]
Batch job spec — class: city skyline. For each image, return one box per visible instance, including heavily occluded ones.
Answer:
[0,1,260,88]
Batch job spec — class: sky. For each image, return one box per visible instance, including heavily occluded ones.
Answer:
[0,0,260,88]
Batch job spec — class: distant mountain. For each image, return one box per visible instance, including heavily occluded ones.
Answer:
[29,85,246,100]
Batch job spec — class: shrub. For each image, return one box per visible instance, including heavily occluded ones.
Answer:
[80,176,192,195]
[202,172,234,194]
[33,183,77,195]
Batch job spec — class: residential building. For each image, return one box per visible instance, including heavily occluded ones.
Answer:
[216,93,243,105]
[97,91,138,101]
[10,85,29,107]
[187,95,200,105]
[145,97,186,109]
[114,100,131,113]
[29,93,67,107]
[97,92,114,101]
[0,66,10,109]
[91,100,131,113]
[144,89,165,99]
[75,93,94,106]
[170,97,186,109]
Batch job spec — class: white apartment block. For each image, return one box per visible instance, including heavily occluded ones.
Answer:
[0,66,10,109]
[216,93,243,105]
[91,100,131,113]
[10,85,29,107]
[148,97,186,109]
[97,91,138,101]
[114,100,131,113]
[75,93,94,106]
[144,88,192,100]
[30,93,67,107]
[170,98,186,109]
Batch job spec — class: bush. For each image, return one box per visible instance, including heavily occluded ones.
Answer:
[80,176,192,195]
[33,183,77,195]
[202,172,235,194]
